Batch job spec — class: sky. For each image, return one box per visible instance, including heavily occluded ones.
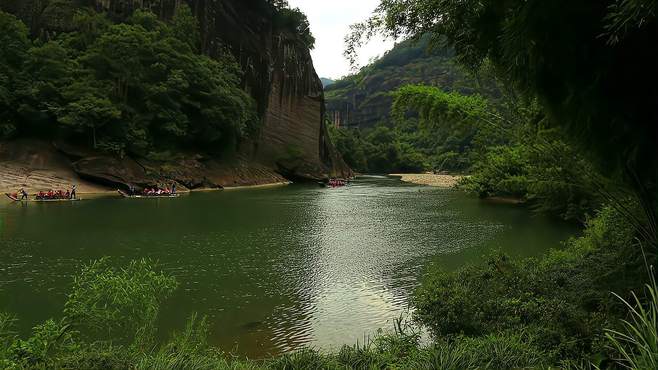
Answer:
[286,0,395,80]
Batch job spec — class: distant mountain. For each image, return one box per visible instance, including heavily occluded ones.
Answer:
[325,35,500,128]
[320,78,335,88]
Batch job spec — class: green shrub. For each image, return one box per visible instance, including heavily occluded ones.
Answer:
[461,145,529,198]
[462,129,601,221]
[413,205,644,366]
[8,319,75,368]
[63,258,178,347]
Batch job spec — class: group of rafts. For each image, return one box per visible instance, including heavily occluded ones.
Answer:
[5,178,350,202]
[5,184,179,202]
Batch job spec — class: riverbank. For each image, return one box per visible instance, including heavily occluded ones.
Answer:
[389,173,463,188]
[0,139,298,198]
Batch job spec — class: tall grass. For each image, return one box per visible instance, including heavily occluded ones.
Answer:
[605,266,658,369]
[0,312,16,368]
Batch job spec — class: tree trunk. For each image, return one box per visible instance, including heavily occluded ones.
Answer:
[92,125,97,149]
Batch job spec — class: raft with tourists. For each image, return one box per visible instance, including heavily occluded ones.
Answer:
[118,185,180,199]
[319,178,350,188]
[5,187,80,202]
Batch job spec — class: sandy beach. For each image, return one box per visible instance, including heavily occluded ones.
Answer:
[390,173,463,188]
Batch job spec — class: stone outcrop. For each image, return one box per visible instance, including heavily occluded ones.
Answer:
[0,139,289,193]
[71,155,289,190]
[0,139,111,194]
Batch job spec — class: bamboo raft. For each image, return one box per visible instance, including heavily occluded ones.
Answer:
[5,193,81,202]
[117,190,180,199]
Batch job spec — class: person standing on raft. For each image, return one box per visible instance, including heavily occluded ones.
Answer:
[19,187,28,200]
[70,184,77,199]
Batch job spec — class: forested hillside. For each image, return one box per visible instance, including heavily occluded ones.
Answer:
[326,36,508,174]
[325,35,500,129]
[320,77,335,88]
[0,0,350,190]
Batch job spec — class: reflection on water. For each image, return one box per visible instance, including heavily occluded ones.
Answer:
[0,176,577,356]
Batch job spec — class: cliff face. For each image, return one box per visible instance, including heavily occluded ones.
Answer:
[0,0,351,185]
[202,0,349,180]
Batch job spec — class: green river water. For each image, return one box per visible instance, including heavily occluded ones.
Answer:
[0,175,578,357]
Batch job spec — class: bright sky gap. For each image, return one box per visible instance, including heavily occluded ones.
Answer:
[286,0,395,80]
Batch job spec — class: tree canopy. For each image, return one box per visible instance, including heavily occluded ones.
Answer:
[0,5,257,157]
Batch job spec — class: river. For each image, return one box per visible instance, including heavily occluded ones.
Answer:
[0,175,577,357]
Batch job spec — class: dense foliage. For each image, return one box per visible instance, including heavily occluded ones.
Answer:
[331,81,600,222]
[415,206,645,366]
[347,0,658,197]
[0,5,257,157]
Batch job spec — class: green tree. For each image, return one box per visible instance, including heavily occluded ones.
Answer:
[272,2,315,49]
[17,41,75,133]
[0,10,30,138]
[57,80,121,151]
[328,124,369,171]
[170,4,200,52]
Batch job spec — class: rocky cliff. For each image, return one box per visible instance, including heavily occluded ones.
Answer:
[0,0,351,190]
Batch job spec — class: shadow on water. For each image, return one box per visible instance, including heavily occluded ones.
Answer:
[0,176,578,356]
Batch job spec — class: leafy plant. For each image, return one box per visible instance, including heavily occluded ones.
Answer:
[8,319,75,368]
[605,266,658,369]
[63,258,178,347]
